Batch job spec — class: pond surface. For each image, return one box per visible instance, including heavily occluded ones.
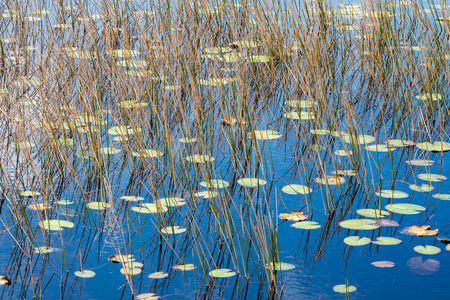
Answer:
[0,0,449,299]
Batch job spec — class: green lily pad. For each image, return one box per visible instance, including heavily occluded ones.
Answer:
[208,268,237,278]
[375,190,409,198]
[252,130,282,140]
[417,174,447,182]
[173,264,195,271]
[330,170,357,176]
[118,101,149,108]
[161,226,186,234]
[416,93,442,101]
[179,137,197,143]
[199,180,229,189]
[291,221,321,229]
[339,219,379,230]
[343,236,371,246]
[116,60,148,68]
[131,203,168,214]
[409,184,434,192]
[386,139,415,147]
[20,191,41,197]
[416,142,450,152]
[333,284,356,293]
[414,245,441,255]
[121,196,144,202]
[283,111,315,120]
[34,246,55,254]
[74,270,96,278]
[237,178,267,187]
[365,144,395,152]
[446,244,450,251]
[247,55,274,63]
[132,149,163,158]
[101,147,121,155]
[86,202,111,210]
[341,134,375,144]
[356,209,389,218]
[286,100,317,108]
[148,271,169,279]
[372,237,402,245]
[385,203,426,215]
[57,200,74,205]
[107,126,141,136]
[157,197,186,207]
[120,267,142,275]
[310,129,330,135]
[15,142,35,149]
[39,219,75,231]
[281,184,312,195]
[108,49,140,57]
[334,150,353,156]
[432,194,450,200]
[265,262,295,271]
[58,138,74,146]
[194,191,217,198]
[186,154,215,163]
[406,159,434,166]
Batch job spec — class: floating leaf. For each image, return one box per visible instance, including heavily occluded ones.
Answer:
[286,100,317,108]
[416,142,450,152]
[402,225,438,236]
[375,219,399,227]
[247,55,274,63]
[86,202,111,210]
[344,236,371,246]
[118,101,149,108]
[132,149,163,158]
[135,293,160,300]
[339,219,379,230]
[356,209,389,218]
[331,170,356,176]
[314,176,345,185]
[432,194,450,201]
[120,267,142,275]
[418,174,447,182]
[371,261,395,268]
[252,130,281,140]
[310,129,330,135]
[148,271,169,279]
[372,237,402,245]
[376,190,409,198]
[265,262,295,271]
[385,203,425,215]
[157,197,186,207]
[121,196,144,202]
[57,200,74,205]
[409,184,434,192]
[416,93,442,101]
[414,245,441,255]
[334,149,353,156]
[179,137,197,143]
[161,226,186,235]
[291,221,321,229]
[108,126,141,136]
[407,257,440,275]
[74,270,96,278]
[203,47,232,54]
[283,111,315,120]
[341,134,375,144]
[194,191,217,198]
[386,139,415,147]
[446,244,450,251]
[39,219,75,231]
[237,178,267,187]
[131,203,168,214]
[279,211,308,221]
[34,246,54,254]
[333,284,356,293]
[108,49,140,57]
[186,154,215,163]
[108,254,135,263]
[27,203,51,211]
[281,184,312,195]
[406,159,434,166]
[208,268,237,278]
[365,144,395,152]
[199,180,229,189]
[173,264,195,271]
[15,142,35,149]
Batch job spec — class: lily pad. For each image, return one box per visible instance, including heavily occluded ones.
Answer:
[333,284,356,293]
[417,174,447,182]
[34,246,55,254]
[283,111,315,120]
[199,180,229,189]
[161,226,186,235]
[385,203,425,215]
[281,184,312,195]
[406,159,434,166]
[135,293,160,300]
[356,209,389,218]
[334,150,353,156]
[39,219,75,231]
[376,190,409,198]
[157,197,186,207]
[194,191,217,198]
[416,93,442,101]
[432,194,450,200]
[132,149,163,158]
[372,237,402,245]
[86,202,111,210]
[286,100,317,108]
[365,144,395,152]
[314,176,345,185]
[386,139,415,147]
[121,196,144,202]
[20,191,41,197]
[375,219,399,227]
[279,211,308,221]
[208,268,237,278]
[291,221,321,229]
[173,264,195,271]
[339,219,379,230]
[237,178,267,187]
[252,130,282,140]
[414,245,441,255]
[416,142,450,152]
[402,225,438,236]
[409,184,434,192]
[120,267,142,275]
[148,271,169,279]
[131,203,168,214]
[343,236,371,246]
[371,261,395,268]
[186,155,215,163]
[341,134,375,144]
[74,270,96,278]
[118,101,149,108]
[265,262,295,271]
